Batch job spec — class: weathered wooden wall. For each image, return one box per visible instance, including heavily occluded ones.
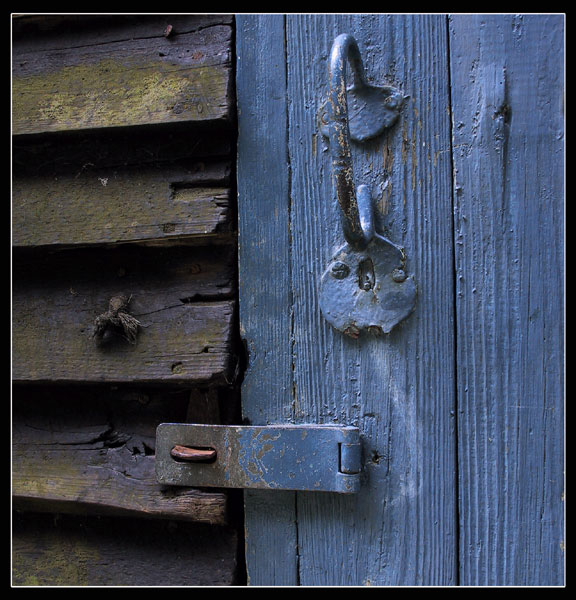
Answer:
[13,13,564,587]
[12,14,233,135]
[449,14,564,586]
[12,14,242,586]
[238,14,458,586]
[237,13,564,587]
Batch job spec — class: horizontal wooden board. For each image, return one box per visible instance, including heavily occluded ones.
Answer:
[12,389,229,525]
[13,160,232,247]
[12,15,233,49]
[12,15,233,135]
[12,246,236,384]
[12,512,239,586]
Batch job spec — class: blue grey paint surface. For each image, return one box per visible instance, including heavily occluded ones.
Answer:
[236,15,299,585]
[449,14,564,586]
[237,14,564,586]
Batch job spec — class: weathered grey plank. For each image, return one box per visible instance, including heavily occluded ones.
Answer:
[449,14,565,586]
[236,15,299,586]
[13,160,231,247]
[238,15,457,586]
[12,512,239,586]
[12,15,233,135]
[12,390,229,525]
[12,246,236,384]
[285,14,457,586]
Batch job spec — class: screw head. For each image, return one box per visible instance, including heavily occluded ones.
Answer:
[391,268,407,283]
[331,261,350,279]
[343,324,360,339]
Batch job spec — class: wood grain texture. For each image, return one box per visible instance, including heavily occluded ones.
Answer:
[12,15,233,135]
[12,14,233,50]
[449,14,565,586]
[12,246,235,384]
[287,14,457,586]
[12,512,239,586]
[13,160,231,247]
[238,15,457,585]
[12,389,228,525]
[236,15,299,586]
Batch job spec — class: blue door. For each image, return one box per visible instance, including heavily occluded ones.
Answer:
[236,14,564,586]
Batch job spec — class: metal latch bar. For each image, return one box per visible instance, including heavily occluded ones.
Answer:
[156,424,362,494]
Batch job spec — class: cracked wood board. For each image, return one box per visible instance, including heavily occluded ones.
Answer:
[12,389,229,525]
[12,15,234,135]
[12,160,232,248]
[12,245,236,385]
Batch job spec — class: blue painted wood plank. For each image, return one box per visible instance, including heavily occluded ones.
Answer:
[236,14,299,586]
[285,14,457,585]
[449,14,565,586]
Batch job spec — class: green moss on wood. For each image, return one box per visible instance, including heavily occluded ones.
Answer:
[13,57,230,134]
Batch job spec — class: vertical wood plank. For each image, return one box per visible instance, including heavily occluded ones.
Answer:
[286,15,457,585]
[449,14,565,585]
[236,15,298,585]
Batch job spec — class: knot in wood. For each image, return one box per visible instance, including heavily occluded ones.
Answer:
[93,294,141,346]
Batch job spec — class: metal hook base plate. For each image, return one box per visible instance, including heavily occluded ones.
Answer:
[319,83,406,143]
[319,235,417,337]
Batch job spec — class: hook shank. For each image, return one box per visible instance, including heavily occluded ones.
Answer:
[328,34,370,249]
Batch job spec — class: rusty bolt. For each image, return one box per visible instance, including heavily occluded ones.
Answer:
[343,324,360,339]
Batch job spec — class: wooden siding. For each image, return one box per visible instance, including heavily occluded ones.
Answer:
[12,246,235,385]
[13,160,232,248]
[13,389,228,525]
[12,14,241,587]
[12,15,233,135]
[12,513,238,586]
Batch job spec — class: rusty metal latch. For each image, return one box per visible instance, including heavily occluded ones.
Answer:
[318,34,417,338]
[156,424,362,494]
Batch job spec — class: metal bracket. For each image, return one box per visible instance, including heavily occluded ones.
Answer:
[156,424,362,494]
[318,36,405,143]
[318,34,417,337]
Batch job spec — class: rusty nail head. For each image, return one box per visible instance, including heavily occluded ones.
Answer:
[391,268,407,282]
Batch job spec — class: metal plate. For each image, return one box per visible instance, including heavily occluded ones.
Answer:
[318,83,406,143]
[319,234,417,337]
[156,424,362,494]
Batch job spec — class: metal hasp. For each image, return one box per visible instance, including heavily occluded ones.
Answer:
[156,424,362,494]
[319,34,417,338]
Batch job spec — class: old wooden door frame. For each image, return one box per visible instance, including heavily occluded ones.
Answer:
[236,14,564,587]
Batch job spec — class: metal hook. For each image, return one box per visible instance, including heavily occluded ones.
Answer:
[324,33,405,250]
[319,34,417,337]
[328,34,368,249]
